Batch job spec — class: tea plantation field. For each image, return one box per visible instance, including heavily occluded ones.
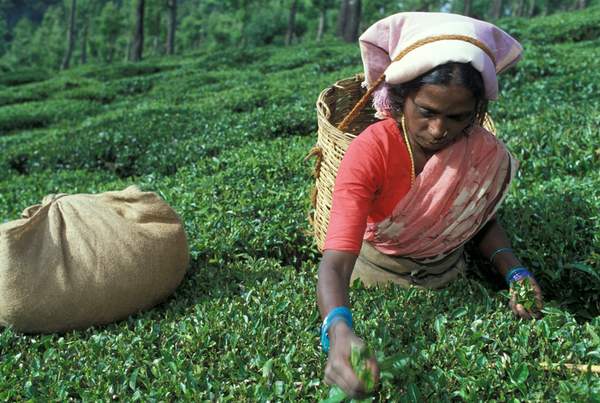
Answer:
[1,9,599,402]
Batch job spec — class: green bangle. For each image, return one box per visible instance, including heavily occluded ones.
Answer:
[490,248,512,263]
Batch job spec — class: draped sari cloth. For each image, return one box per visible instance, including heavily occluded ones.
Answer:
[364,126,518,263]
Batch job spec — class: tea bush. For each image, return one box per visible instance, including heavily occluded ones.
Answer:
[1,11,599,402]
[0,67,50,87]
[495,6,600,45]
[0,99,104,134]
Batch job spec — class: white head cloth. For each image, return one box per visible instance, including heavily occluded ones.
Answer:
[359,12,523,101]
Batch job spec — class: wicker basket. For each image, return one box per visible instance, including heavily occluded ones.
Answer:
[307,73,497,252]
[306,74,376,252]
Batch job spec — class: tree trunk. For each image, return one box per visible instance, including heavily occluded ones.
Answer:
[316,8,326,41]
[108,40,115,63]
[154,12,160,55]
[125,34,131,62]
[513,0,525,16]
[462,0,472,16]
[541,0,548,16]
[336,0,349,37]
[489,0,504,19]
[60,0,76,71]
[526,0,536,17]
[80,21,87,65]
[166,0,176,55]
[131,0,144,62]
[285,0,298,46]
[343,0,361,43]
[415,0,431,11]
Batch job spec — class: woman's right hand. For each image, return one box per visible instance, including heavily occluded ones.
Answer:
[324,320,380,399]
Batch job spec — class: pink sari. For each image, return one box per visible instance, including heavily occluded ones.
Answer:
[364,126,518,262]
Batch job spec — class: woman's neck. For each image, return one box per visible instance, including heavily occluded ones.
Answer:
[412,145,434,176]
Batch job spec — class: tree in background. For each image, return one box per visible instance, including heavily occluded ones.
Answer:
[2,16,35,66]
[234,0,289,48]
[336,0,362,42]
[511,0,522,15]
[131,0,144,61]
[285,0,298,46]
[226,0,259,48]
[33,5,65,68]
[335,0,348,37]
[526,0,536,17]
[145,0,162,55]
[312,0,332,41]
[60,0,76,70]
[68,0,103,66]
[0,0,597,71]
[0,13,8,59]
[489,0,504,18]
[178,1,205,52]
[343,0,360,42]
[79,5,88,64]
[0,0,7,58]
[99,1,122,63]
[462,0,472,15]
[165,0,176,54]
[360,0,401,30]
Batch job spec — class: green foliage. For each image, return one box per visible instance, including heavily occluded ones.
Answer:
[482,35,600,321]
[350,344,375,393]
[244,7,288,47]
[98,1,123,58]
[2,16,36,65]
[0,15,600,401]
[3,0,597,73]
[512,277,538,310]
[496,176,600,319]
[495,6,600,45]
[0,260,325,401]
[0,10,7,56]
[0,67,49,87]
[0,98,102,134]
[3,5,66,69]
[320,344,381,403]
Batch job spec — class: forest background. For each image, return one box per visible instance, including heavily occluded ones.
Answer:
[0,0,598,75]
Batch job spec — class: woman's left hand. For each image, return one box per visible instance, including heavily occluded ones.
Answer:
[509,277,543,320]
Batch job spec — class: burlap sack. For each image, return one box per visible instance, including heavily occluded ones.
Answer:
[0,185,189,334]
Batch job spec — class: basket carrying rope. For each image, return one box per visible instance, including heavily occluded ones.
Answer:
[305,73,497,252]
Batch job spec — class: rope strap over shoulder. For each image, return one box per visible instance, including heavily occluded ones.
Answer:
[337,35,497,133]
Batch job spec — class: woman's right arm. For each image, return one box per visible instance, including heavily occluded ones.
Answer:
[317,249,380,398]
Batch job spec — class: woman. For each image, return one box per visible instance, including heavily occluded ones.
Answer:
[317,12,544,398]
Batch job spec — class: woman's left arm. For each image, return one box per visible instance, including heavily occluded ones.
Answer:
[473,218,543,319]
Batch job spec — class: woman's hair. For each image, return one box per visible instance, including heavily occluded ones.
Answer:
[388,62,489,128]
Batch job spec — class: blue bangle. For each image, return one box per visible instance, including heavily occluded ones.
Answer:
[506,266,536,287]
[321,307,353,354]
[490,248,513,263]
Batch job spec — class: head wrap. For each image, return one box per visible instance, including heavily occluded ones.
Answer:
[359,12,523,118]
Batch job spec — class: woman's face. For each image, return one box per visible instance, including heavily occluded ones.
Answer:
[401,83,477,154]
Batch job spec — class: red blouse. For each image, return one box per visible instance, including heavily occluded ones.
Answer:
[323,119,413,255]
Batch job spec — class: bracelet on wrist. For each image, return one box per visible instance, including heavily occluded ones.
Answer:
[490,248,513,264]
[321,307,353,354]
[506,266,536,287]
